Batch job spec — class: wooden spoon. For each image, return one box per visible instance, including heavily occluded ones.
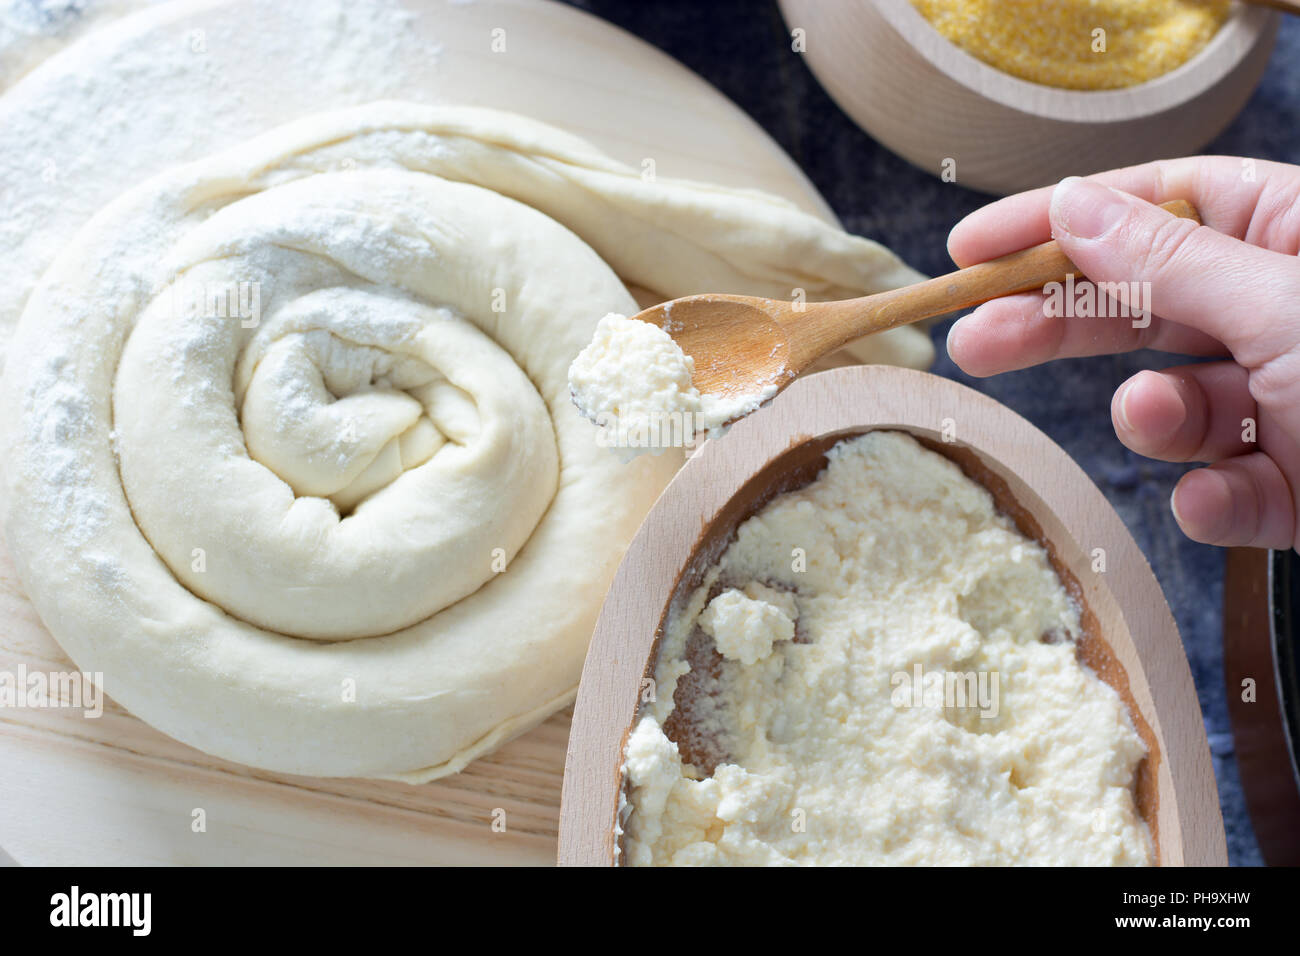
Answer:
[640,198,1200,420]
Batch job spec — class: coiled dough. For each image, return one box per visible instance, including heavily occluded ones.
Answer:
[1,103,930,779]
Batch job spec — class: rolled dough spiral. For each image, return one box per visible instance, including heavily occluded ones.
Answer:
[1,103,929,779]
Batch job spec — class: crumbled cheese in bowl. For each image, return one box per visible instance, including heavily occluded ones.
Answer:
[700,585,797,666]
[621,430,1153,866]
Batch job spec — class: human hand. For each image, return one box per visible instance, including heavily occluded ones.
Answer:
[947,158,1300,552]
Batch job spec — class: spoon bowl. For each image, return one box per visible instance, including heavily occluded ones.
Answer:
[664,295,794,399]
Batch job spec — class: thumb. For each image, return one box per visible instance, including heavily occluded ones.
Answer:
[1050,176,1300,365]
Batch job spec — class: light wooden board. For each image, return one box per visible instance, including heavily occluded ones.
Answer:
[560,367,1226,866]
[0,0,840,867]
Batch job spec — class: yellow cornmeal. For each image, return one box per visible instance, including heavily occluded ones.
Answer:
[910,0,1231,90]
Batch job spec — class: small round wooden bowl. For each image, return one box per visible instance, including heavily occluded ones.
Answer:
[777,0,1280,195]
[558,367,1226,866]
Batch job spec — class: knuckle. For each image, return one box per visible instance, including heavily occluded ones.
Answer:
[1132,215,1201,280]
[1246,178,1300,253]
[1248,353,1300,409]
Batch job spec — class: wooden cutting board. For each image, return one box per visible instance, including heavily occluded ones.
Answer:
[0,0,841,866]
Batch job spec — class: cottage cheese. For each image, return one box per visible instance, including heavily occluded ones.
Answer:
[568,313,777,453]
[621,430,1152,866]
[699,585,797,666]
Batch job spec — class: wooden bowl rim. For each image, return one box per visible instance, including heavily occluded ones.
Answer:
[558,366,1225,867]
[871,0,1278,121]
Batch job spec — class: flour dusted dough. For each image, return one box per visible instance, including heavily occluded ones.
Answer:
[0,0,165,89]
[2,103,930,779]
[0,0,933,370]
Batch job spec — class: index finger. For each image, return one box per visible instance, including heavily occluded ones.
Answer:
[946,156,1291,267]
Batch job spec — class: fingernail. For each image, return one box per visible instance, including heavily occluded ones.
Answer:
[1052,177,1131,240]
[1115,379,1135,433]
[1169,486,1185,526]
[945,316,966,355]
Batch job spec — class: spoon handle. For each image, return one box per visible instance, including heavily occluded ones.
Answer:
[841,198,1201,341]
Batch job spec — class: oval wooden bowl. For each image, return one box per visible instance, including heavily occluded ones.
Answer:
[558,366,1226,866]
[777,0,1280,196]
